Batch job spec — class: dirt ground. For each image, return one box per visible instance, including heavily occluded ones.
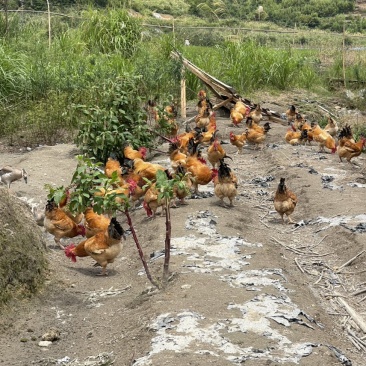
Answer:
[0,100,366,366]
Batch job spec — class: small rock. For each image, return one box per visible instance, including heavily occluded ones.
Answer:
[42,328,60,342]
[181,284,191,289]
[26,147,32,151]
[38,340,52,347]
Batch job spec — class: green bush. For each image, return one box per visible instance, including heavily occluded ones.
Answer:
[74,74,155,163]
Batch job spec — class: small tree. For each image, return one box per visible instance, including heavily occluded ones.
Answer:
[46,156,158,287]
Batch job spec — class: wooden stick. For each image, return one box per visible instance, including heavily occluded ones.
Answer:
[335,293,366,333]
[352,288,366,297]
[336,250,365,273]
[294,257,304,273]
[310,234,328,249]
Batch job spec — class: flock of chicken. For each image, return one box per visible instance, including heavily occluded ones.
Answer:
[1,91,365,275]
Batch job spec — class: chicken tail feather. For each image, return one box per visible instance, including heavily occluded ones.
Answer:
[64,244,77,262]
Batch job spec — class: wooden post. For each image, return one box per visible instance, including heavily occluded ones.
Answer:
[343,21,346,88]
[181,71,186,119]
[46,0,51,48]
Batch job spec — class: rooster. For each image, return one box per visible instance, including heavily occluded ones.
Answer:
[338,124,366,164]
[44,199,86,249]
[213,160,238,207]
[123,144,147,161]
[65,217,125,276]
[274,178,298,224]
[186,139,216,194]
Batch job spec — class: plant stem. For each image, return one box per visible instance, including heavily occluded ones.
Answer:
[163,199,171,282]
[124,209,159,288]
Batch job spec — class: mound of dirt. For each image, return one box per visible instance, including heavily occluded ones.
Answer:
[0,188,48,307]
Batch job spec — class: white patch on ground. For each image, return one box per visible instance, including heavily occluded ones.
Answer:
[133,211,320,365]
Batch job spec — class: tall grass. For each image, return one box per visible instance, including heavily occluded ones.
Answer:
[183,41,322,95]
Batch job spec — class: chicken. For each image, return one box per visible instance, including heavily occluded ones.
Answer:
[177,127,197,154]
[213,160,238,207]
[143,182,165,218]
[195,107,211,129]
[132,158,166,182]
[274,177,298,224]
[207,134,228,168]
[285,105,297,125]
[104,155,125,186]
[229,131,247,154]
[324,116,339,138]
[44,199,86,249]
[311,123,336,153]
[245,121,271,150]
[84,207,110,238]
[159,104,179,138]
[65,217,125,276]
[123,144,147,161]
[124,172,146,208]
[338,124,366,164]
[186,140,215,194]
[0,166,28,189]
[172,164,192,206]
[230,101,250,127]
[195,113,217,145]
[285,125,308,145]
[230,108,244,128]
[169,141,187,171]
[249,104,263,124]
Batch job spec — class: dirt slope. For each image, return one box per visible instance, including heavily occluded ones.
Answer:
[0,106,365,366]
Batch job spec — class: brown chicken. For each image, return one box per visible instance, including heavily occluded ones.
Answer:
[230,108,244,128]
[123,144,147,161]
[213,160,238,207]
[286,105,297,124]
[274,178,298,224]
[65,217,125,276]
[105,156,125,186]
[249,104,263,124]
[285,125,308,145]
[143,182,165,218]
[186,140,215,194]
[311,123,336,153]
[44,199,86,249]
[324,116,339,138]
[132,158,166,182]
[207,135,228,168]
[195,113,218,145]
[172,164,192,206]
[84,207,110,238]
[245,122,271,150]
[125,172,146,208]
[169,141,187,171]
[229,131,247,154]
[58,189,84,224]
[338,124,366,164]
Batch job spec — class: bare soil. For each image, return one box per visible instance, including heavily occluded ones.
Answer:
[0,100,366,366]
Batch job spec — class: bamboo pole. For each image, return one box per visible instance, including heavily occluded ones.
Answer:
[343,21,346,88]
[46,0,51,49]
[181,72,187,118]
